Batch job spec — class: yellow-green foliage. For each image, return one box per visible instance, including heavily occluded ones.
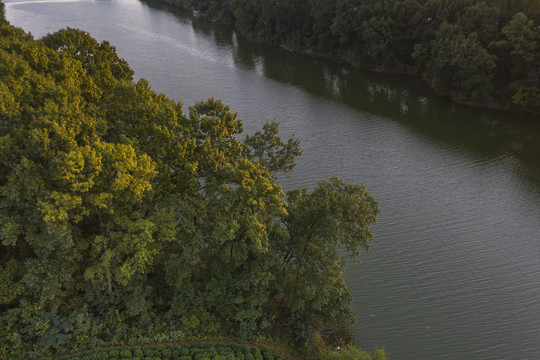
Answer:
[0,14,379,359]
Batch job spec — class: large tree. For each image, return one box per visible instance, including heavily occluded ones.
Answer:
[0,20,379,358]
[414,22,496,102]
[494,12,540,109]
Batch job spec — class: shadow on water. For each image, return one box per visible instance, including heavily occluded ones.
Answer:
[144,1,540,190]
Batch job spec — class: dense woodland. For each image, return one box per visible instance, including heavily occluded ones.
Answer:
[145,0,540,113]
[0,3,384,359]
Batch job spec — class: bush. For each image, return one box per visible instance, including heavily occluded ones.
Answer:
[253,348,263,360]
[161,348,172,358]
[262,348,274,360]
[133,347,144,357]
[59,343,284,360]
[119,347,132,357]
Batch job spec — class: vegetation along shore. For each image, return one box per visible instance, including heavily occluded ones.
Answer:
[0,2,385,359]
[144,0,540,116]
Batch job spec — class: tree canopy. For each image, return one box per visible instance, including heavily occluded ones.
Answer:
[148,0,540,113]
[0,15,380,359]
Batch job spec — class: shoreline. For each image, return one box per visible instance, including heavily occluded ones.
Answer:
[141,0,538,117]
[275,43,537,116]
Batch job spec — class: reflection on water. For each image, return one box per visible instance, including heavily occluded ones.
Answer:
[6,1,540,359]
[187,17,540,190]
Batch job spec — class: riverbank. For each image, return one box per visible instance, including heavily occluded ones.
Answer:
[5,2,540,359]
[141,0,540,118]
[247,37,537,117]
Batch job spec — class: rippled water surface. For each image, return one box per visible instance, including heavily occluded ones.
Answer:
[6,1,540,358]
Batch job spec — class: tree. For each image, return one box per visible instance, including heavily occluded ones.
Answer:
[330,0,362,50]
[309,0,339,53]
[488,0,540,26]
[272,178,379,336]
[1,21,381,356]
[230,0,260,38]
[456,2,500,46]
[495,12,540,109]
[41,28,133,96]
[415,22,496,102]
[244,121,302,174]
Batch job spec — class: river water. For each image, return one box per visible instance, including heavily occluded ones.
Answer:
[5,1,540,358]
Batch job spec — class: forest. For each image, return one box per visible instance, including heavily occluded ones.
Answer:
[0,3,384,359]
[145,0,540,113]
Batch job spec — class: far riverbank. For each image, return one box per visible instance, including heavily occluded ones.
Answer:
[142,0,540,118]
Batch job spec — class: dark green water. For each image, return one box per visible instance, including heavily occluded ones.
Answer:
[5,1,540,358]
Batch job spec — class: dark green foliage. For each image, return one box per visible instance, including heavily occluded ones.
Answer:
[417,22,496,101]
[160,348,171,359]
[133,347,145,358]
[0,14,381,359]
[144,0,540,111]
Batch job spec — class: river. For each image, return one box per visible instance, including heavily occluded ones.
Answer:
[5,0,540,358]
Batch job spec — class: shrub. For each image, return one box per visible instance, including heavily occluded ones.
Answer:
[253,348,263,360]
[262,348,274,360]
[58,343,284,360]
[119,347,132,357]
[161,347,172,358]
[133,347,144,357]
[143,347,155,356]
